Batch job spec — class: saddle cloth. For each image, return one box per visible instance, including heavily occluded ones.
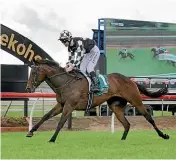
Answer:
[81,72,109,96]
[77,72,109,114]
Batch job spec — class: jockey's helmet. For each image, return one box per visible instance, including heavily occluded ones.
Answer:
[58,30,72,43]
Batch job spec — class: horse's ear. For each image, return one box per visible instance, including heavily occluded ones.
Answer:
[33,58,42,64]
[32,58,36,63]
[31,58,37,66]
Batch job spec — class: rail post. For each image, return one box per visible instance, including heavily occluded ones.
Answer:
[24,99,28,117]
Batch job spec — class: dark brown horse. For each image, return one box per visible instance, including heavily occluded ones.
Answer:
[151,48,164,59]
[26,59,169,143]
[151,48,176,67]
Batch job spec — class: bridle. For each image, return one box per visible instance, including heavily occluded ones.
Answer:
[30,65,40,89]
[31,64,82,91]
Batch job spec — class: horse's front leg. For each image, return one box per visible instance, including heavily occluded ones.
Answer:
[26,103,63,137]
[153,52,157,59]
[119,56,123,61]
[171,61,175,67]
[49,98,81,143]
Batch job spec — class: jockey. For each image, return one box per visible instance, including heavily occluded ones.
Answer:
[121,48,128,56]
[58,30,101,92]
[156,46,165,53]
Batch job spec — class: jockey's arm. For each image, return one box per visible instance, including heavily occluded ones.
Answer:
[72,41,85,67]
[66,51,75,66]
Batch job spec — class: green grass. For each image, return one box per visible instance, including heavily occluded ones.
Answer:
[1,130,176,159]
[153,111,173,116]
[1,105,85,117]
[1,110,44,117]
[1,105,173,117]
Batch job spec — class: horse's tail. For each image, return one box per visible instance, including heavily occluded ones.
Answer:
[135,82,168,98]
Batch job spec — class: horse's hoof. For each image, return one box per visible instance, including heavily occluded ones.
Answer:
[121,138,126,140]
[26,132,33,137]
[164,134,170,140]
[49,139,55,143]
[49,137,56,143]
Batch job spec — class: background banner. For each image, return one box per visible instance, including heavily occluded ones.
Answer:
[105,19,176,77]
[0,24,53,66]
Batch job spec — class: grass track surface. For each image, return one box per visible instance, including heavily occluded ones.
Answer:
[1,130,176,159]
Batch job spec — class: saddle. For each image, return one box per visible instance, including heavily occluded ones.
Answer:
[70,70,109,94]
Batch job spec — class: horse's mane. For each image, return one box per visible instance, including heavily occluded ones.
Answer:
[34,59,61,68]
[33,59,81,76]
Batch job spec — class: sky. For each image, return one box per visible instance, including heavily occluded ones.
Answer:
[0,0,176,66]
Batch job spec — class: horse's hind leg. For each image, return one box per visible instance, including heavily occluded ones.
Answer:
[131,55,135,60]
[26,103,63,137]
[131,100,169,139]
[130,56,135,60]
[108,101,130,140]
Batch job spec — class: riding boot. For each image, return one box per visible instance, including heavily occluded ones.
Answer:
[90,71,100,92]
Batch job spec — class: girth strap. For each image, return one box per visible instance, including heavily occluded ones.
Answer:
[85,91,94,114]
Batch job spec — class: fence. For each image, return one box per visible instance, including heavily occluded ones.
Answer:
[1,92,176,132]
[110,95,176,133]
[1,92,70,131]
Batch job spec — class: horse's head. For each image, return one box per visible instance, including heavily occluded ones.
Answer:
[151,48,156,52]
[26,59,47,92]
[26,58,64,92]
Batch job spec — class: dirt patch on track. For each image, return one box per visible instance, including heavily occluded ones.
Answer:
[1,116,176,132]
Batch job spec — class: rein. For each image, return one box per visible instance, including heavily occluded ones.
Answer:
[31,61,83,92]
[47,70,82,91]
[48,72,67,79]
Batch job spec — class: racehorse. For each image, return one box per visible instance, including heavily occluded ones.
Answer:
[151,48,166,59]
[118,51,135,60]
[26,59,169,143]
[151,48,176,67]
